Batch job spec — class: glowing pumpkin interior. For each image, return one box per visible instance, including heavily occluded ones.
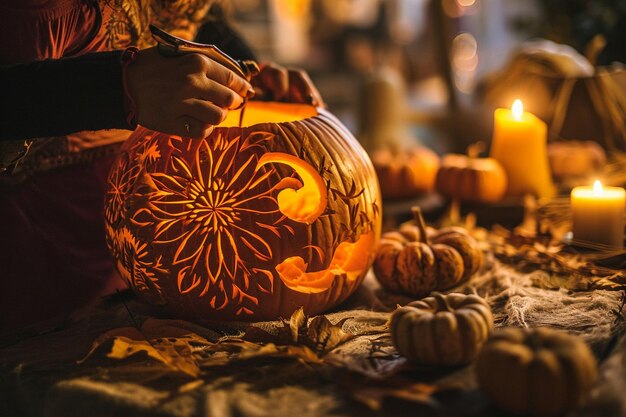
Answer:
[105,102,381,320]
[220,102,318,126]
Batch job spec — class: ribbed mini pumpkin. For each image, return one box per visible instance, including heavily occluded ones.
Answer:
[476,327,597,417]
[547,140,607,180]
[104,102,381,321]
[435,143,507,203]
[390,292,493,366]
[373,208,482,297]
[372,146,440,199]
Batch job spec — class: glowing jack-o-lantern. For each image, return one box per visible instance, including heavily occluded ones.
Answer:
[105,102,381,320]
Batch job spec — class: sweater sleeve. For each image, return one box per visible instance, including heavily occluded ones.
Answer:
[0,50,131,141]
[193,4,257,62]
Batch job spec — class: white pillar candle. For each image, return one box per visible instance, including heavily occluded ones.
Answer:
[571,180,625,247]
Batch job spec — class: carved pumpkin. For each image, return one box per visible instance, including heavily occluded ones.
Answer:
[391,292,493,366]
[548,140,607,181]
[435,143,507,203]
[373,208,482,297]
[476,327,597,417]
[372,146,440,200]
[105,102,381,321]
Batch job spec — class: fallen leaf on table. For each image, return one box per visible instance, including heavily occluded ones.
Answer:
[325,333,405,379]
[338,371,439,412]
[178,379,205,393]
[289,307,307,344]
[200,340,322,366]
[195,309,355,367]
[240,307,308,346]
[78,318,213,377]
[79,310,361,376]
[306,315,353,354]
[242,307,354,356]
[592,273,626,290]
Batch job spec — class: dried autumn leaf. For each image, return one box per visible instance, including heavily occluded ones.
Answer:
[241,325,280,344]
[306,316,353,354]
[241,308,308,345]
[352,384,439,412]
[593,274,626,290]
[284,345,322,363]
[324,333,404,379]
[247,309,354,356]
[79,319,213,377]
[339,371,439,412]
[288,306,307,344]
[178,379,204,393]
[200,339,322,365]
[78,327,167,364]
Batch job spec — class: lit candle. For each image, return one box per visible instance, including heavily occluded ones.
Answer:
[490,99,555,197]
[571,180,625,247]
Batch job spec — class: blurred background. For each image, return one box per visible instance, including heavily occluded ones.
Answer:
[211,0,626,229]
[220,0,626,153]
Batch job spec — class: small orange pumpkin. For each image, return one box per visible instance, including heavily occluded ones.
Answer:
[435,143,507,203]
[372,146,440,199]
[391,292,494,366]
[373,208,482,297]
[476,327,597,417]
[548,140,607,180]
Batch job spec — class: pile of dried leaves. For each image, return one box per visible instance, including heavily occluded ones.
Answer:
[79,308,354,378]
[488,225,626,282]
[75,305,454,411]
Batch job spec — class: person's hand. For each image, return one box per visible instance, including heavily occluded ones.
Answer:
[126,47,255,138]
[251,63,325,108]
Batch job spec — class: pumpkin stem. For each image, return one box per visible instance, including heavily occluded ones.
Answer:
[585,34,606,67]
[411,206,430,244]
[466,141,485,160]
[432,292,453,312]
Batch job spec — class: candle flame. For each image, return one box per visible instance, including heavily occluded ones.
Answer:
[512,99,523,121]
[593,179,603,194]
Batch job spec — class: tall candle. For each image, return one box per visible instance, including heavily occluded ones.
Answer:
[571,180,625,247]
[491,99,554,197]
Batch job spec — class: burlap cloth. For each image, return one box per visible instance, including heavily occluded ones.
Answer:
[1,250,625,417]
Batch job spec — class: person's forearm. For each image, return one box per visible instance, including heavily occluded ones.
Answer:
[0,51,131,141]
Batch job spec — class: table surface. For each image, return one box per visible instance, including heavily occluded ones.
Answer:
[2,243,625,417]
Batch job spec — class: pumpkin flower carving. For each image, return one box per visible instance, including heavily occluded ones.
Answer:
[105,136,161,227]
[105,153,139,227]
[133,132,288,312]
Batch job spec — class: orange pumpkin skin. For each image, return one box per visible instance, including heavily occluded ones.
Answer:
[435,154,507,203]
[105,103,381,321]
[373,209,482,297]
[547,140,606,180]
[372,147,440,199]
